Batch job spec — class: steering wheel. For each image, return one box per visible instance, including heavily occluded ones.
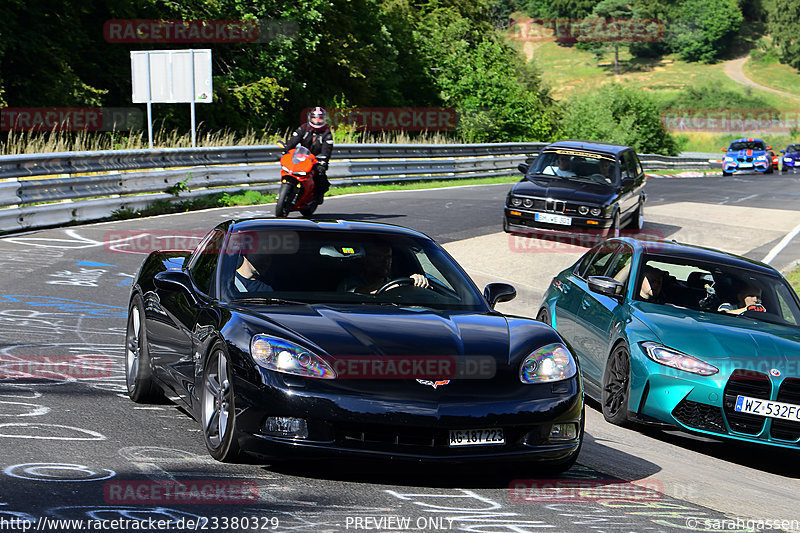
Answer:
[375,276,456,297]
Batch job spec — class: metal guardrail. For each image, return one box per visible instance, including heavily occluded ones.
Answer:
[0,143,716,234]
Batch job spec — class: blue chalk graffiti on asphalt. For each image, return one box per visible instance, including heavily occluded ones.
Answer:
[0,296,126,319]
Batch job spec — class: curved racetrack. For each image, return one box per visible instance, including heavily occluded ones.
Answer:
[1,173,799,532]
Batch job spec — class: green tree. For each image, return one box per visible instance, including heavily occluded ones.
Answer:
[668,0,742,62]
[561,83,678,154]
[577,0,632,75]
[767,0,800,69]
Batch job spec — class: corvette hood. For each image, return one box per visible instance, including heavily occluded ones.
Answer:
[512,178,615,205]
[631,302,800,375]
[248,304,511,363]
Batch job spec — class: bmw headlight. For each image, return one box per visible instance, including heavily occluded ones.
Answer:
[785,157,792,162]
[641,341,718,376]
[250,335,336,379]
[590,207,602,217]
[578,206,589,215]
[723,157,734,162]
[522,198,534,208]
[510,197,522,207]
[519,343,577,384]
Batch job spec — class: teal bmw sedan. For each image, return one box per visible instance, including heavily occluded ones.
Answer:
[538,238,800,448]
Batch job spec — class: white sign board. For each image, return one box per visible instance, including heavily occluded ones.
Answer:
[131,49,212,104]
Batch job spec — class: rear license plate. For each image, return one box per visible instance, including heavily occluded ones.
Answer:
[535,213,571,225]
[449,428,505,447]
[735,395,800,421]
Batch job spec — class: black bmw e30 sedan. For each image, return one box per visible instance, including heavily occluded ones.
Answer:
[504,140,647,237]
[125,219,584,469]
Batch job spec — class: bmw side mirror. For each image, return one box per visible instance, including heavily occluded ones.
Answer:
[154,270,199,305]
[721,148,727,152]
[517,163,529,175]
[781,150,785,153]
[484,283,517,308]
[587,276,624,299]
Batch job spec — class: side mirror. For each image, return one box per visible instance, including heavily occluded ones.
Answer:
[484,283,516,308]
[721,148,727,152]
[587,276,624,299]
[781,150,785,153]
[154,270,198,305]
[518,163,529,175]
[768,146,772,150]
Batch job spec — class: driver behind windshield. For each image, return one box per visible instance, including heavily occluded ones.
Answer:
[338,243,429,294]
[542,153,577,177]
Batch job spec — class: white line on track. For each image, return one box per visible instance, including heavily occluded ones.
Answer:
[733,193,759,203]
[762,221,800,264]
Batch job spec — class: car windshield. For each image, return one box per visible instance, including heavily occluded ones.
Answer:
[786,144,800,153]
[634,254,800,327]
[218,228,488,311]
[528,149,618,187]
[729,141,765,151]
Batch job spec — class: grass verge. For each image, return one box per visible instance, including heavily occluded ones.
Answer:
[108,176,518,221]
[788,265,800,297]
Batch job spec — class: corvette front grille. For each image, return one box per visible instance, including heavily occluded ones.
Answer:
[723,370,770,435]
[672,399,727,434]
[771,378,800,442]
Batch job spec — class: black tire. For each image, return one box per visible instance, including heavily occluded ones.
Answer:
[502,215,510,233]
[536,307,550,326]
[275,182,294,218]
[766,164,774,174]
[601,343,630,425]
[300,202,318,218]
[201,343,241,462]
[629,200,644,231]
[722,170,731,177]
[125,294,162,403]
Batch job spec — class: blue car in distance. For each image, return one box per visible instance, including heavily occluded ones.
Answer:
[722,138,773,176]
[780,143,800,172]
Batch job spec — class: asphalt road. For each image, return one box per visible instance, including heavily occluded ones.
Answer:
[1,172,799,533]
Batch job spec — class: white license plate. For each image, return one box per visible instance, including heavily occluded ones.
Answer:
[734,395,800,421]
[448,428,505,447]
[535,213,572,225]
[738,163,753,168]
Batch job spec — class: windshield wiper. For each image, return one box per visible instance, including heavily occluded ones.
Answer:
[231,296,309,306]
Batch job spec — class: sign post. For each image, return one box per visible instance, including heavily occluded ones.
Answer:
[131,49,213,148]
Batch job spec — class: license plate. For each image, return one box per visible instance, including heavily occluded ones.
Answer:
[734,395,800,421]
[738,163,753,168]
[535,213,571,226]
[449,428,505,447]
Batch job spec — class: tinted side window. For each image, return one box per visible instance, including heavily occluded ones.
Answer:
[574,245,601,278]
[585,243,620,278]
[189,230,225,295]
[619,153,631,180]
[606,245,634,286]
[632,152,643,177]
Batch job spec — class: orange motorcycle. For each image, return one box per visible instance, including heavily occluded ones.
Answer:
[275,143,319,218]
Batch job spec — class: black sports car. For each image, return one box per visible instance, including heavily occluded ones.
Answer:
[126,219,583,469]
[504,140,647,237]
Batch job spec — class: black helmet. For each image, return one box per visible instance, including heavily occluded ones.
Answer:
[307,106,327,130]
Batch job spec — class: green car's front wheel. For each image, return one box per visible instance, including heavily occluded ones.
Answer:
[601,343,630,425]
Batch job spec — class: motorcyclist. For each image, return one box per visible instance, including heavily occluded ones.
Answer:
[283,106,333,204]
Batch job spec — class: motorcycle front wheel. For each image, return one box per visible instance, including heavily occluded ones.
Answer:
[275,182,295,218]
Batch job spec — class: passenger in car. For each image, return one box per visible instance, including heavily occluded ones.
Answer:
[639,266,665,303]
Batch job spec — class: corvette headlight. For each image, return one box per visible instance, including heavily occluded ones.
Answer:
[519,343,577,384]
[641,341,718,376]
[250,335,336,379]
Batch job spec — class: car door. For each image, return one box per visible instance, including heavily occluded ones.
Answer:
[552,244,600,345]
[574,243,633,392]
[150,229,223,406]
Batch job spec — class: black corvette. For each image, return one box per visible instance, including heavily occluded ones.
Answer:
[504,140,647,237]
[125,219,583,468]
